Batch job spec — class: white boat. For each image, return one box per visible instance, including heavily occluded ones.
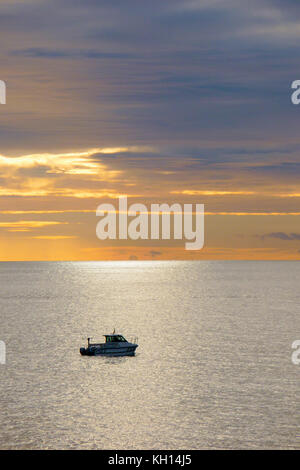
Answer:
[80,333,138,357]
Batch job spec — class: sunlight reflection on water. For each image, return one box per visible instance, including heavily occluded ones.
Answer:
[0,261,299,449]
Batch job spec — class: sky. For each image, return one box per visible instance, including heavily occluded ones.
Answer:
[1,0,300,260]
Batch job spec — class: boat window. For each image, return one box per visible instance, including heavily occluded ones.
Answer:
[116,335,126,342]
[105,335,127,342]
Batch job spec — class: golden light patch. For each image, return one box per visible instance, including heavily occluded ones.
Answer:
[32,235,78,240]
[171,190,256,196]
[278,193,300,198]
[0,220,67,231]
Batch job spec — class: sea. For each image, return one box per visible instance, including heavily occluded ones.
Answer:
[0,261,299,449]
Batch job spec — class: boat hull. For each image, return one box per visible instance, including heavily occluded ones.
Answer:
[80,344,138,357]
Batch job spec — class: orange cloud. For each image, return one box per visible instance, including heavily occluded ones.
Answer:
[0,220,67,232]
[32,235,78,240]
[171,190,256,196]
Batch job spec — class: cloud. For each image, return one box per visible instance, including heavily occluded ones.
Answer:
[12,48,134,59]
[0,148,131,198]
[260,232,300,241]
[32,235,77,239]
[149,250,162,258]
[2,0,300,155]
[0,220,67,232]
[171,190,255,196]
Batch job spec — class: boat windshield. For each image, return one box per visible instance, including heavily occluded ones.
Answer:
[106,335,127,343]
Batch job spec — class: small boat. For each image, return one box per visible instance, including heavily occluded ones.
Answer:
[80,333,138,357]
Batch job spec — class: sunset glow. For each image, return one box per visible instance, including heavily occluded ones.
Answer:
[1,0,300,260]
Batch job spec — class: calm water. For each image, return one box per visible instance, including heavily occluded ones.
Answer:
[0,261,299,449]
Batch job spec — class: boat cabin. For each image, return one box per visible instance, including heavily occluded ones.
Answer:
[104,334,128,343]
